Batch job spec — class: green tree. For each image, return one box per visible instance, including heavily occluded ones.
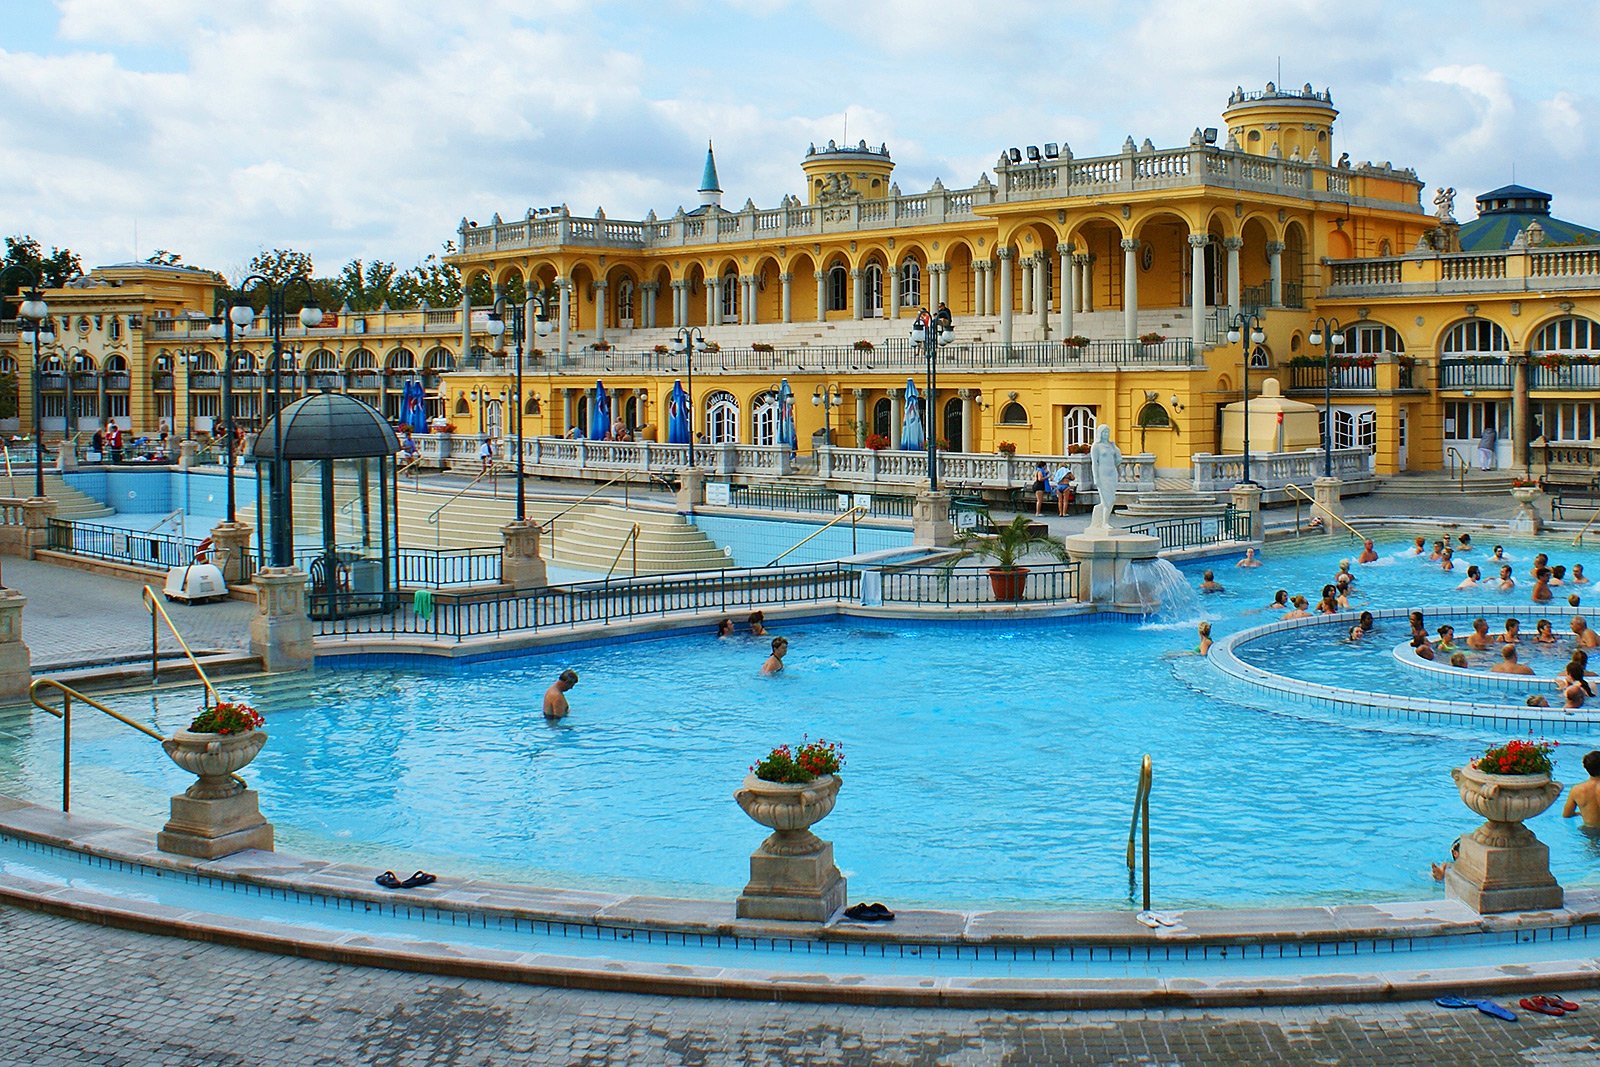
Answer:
[391,242,465,309]
[238,248,337,313]
[334,258,401,312]
[2,236,82,310]
[0,372,16,420]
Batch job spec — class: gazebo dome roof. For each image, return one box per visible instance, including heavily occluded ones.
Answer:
[250,391,399,460]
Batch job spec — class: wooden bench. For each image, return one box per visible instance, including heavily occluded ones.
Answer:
[1548,477,1600,520]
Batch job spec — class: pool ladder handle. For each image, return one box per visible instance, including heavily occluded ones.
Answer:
[141,584,223,706]
[604,523,642,579]
[1574,499,1600,547]
[1126,753,1152,913]
[1281,482,1367,542]
[766,505,869,567]
[1444,446,1471,493]
[28,677,242,814]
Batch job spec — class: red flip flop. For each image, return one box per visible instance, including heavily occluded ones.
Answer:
[1519,996,1566,1017]
[1542,994,1580,1012]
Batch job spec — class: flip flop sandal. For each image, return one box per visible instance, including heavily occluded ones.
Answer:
[1521,997,1566,1017]
[843,903,875,921]
[1434,996,1474,1009]
[1543,994,1580,1012]
[400,871,437,888]
[868,903,895,921]
[1474,1000,1518,1021]
[375,871,404,889]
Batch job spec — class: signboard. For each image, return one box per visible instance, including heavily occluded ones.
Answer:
[852,493,872,511]
[706,482,732,506]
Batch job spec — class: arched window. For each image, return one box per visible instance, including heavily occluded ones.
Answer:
[1343,323,1405,355]
[942,396,962,450]
[347,349,378,373]
[484,399,504,439]
[900,261,922,308]
[1137,401,1171,429]
[1441,319,1509,355]
[0,355,16,376]
[1533,316,1600,353]
[386,348,417,373]
[873,397,890,437]
[864,263,883,317]
[1064,406,1097,447]
[706,391,740,443]
[827,265,848,311]
[999,401,1029,425]
[454,395,470,415]
[424,347,456,374]
[617,280,635,324]
[751,390,781,445]
[720,272,739,323]
[306,349,341,372]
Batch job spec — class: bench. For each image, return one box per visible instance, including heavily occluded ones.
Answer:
[1548,478,1600,520]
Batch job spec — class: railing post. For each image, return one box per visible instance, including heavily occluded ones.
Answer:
[61,693,71,812]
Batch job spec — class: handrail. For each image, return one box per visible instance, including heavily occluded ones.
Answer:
[423,462,514,546]
[141,585,221,707]
[30,677,163,813]
[1444,446,1469,492]
[766,505,868,566]
[1126,753,1152,912]
[604,523,641,579]
[1281,482,1366,541]
[1574,502,1600,547]
[538,474,629,532]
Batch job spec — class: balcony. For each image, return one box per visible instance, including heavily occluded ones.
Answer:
[1284,354,1420,393]
[1325,245,1600,299]
[1438,359,1513,391]
[1530,359,1600,391]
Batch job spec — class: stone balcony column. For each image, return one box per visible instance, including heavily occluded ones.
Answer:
[1189,233,1209,346]
[706,277,718,325]
[1121,238,1140,341]
[959,390,975,452]
[997,248,1014,346]
[249,566,312,673]
[593,279,608,342]
[888,388,902,447]
[1019,258,1034,316]
[501,520,548,590]
[1060,245,1075,337]
[814,270,826,322]
[1267,240,1285,306]
[974,260,990,318]
[1034,254,1049,329]
[851,269,864,321]
[780,272,793,323]
[178,439,199,468]
[1075,253,1093,313]
[854,389,868,447]
[0,588,33,700]
[1224,237,1242,316]
[557,279,572,357]
[888,265,901,321]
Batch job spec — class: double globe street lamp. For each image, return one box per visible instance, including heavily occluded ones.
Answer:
[673,326,710,467]
[1307,316,1345,480]
[910,312,954,491]
[1226,310,1267,486]
[485,290,554,522]
[2,267,52,497]
[811,383,842,446]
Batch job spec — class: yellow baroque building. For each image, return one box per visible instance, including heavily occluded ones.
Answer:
[11,82,1600,485]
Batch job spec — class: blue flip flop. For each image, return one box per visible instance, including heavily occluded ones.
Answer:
[1473,999,1518,1021]
[1435,996,1473,1009]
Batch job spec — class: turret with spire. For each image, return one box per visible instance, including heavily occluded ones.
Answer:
[699,142,722,209]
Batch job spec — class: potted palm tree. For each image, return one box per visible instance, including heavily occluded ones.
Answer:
[949,513,1069,601]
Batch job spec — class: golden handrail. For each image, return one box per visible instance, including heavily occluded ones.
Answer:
[1574,502,1600,547]
[605,524,642,579]
[539,474,628,532]
[141,585,221,707]
[766,506,868,567]
[30,677,163,813]
[1126,753,1152,912]
[1282,482,1366,541]
[1444,446,1470,492]
[423,461,515,546]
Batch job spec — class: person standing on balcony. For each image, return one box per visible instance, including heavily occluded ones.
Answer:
[1477,425,1496,470]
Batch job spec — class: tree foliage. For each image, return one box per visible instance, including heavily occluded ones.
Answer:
[2,236,82,309]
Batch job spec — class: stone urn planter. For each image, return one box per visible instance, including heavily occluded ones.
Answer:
[1509,484,1544,534]
[733,773,846,921]
[1445,763,1564,913]
[988,567,1030,601]
[162,729,268,800]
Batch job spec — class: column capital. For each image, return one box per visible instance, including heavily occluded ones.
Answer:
[1073,253,1091,266]
[1061,242,1076,255]
[850,268,862,278]
[1265,240,1286,255]
[780,271,793,282]
[814,270,826,281]
[556,276,573,289]
[1120,238,1140,252]
[973,259,989,272]
[996,246,1013,261]
[1188,233,1212,249]
[1223,236,1244,251]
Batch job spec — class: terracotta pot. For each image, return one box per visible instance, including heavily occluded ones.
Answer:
[734,773,840,856]
[988,567,1030,601]
[1451,763,1563,847]
[162,729,267,800]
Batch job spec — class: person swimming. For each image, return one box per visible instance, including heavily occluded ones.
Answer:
[1534,619,1558,644]
[1347,624,1366,642]
[1284,595,1312,620]
[1492,644,1534,675]
[1357,539,1378,564]
[1497,565,1516,591]
[1449,651,1469,667]
[1358,610,1376,633]
[1492,545,1507,562]
[1574,563,1590,585]
[1530,553,1550,580]
[1457,564,1482,590]
[1532,568,1554,603]
[1428,540,1445,562]
[1412,635,1436,661]
[1457,533,1473,551]
[1410,536,1426,556]
[1502,617,1523,644]
[1440,546,1455,572]
[1409,610,1428,643]
[1267,589,1289,610]
[1436,624,1460,653]
[1236,547,1262,568]
[716,618,735,638]
[1465,617,1494,650]
[1196,621,1213,655]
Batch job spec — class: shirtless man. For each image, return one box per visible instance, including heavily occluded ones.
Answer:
[1562,751,1600,827]
[1199,570,1225,593]
[1357,539,1378,564]
[1236,547,1262,568]
[1465,617,1495,651]
[1532,568,1553,603]
[1573,617,1600,649]
[1497,565,1516,592]
[761,636,789,675]
[1491,644,1534,675]
[543,669,579,719]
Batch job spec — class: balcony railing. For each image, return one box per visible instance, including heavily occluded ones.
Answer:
[1437,359,1513,390]
[1530,360,1600,391]
[1327,245,1600,298]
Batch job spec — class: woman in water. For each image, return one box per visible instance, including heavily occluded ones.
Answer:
[1457,564,1482,591]
[1410,536,1427,556]
[1267,589,1289,610]
[1559,650,1591,691]
[1316,586,1340,615]
[1284,595,1312,620]
[1409,610,1428,643]
[1439,546,1455,572]
[1358,610,1376,633]
[1565,663,1595,709]
[1436,624,1460,653]
[1347,624,1366,642]
[1196,621,1213,655]
[716,618,735,638]
[1502,617,1523,644]
[1534,619,1559,645]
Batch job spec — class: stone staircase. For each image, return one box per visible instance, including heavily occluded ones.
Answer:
[1372,471,1520,496]
[1118,489,1227,521]
[32,474,116,520]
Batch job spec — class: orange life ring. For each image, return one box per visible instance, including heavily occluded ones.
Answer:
[195,537,213,564]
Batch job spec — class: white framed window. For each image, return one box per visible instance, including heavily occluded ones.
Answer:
[1441,319,1509,354]
[751,390,780,445]
[617,280,635,324]
[720,273,739,323]
[899,261,922,307]
[706,390,739,443]
[1533,316,1600,353]
[827,265,848,311]
[1332,408,1377,451]
[1533,401,1600,442]
[1343,323,1405,355]
[864,264,883,317]
[1063,406,1097,448]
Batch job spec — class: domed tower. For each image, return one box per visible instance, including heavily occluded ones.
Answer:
[801,140,895,203]
[1222,82,1338,161]
[698,142,722,210]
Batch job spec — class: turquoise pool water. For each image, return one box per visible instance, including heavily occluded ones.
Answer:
[5,529,1600,911]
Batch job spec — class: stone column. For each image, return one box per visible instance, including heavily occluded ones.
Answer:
[1020,259,1034,317]
[1081,253,1095,312]
[249,566,313,673]
[814,270,826,322]
[975,261,989,318]
[1060,245,1075,337]
[20,497,55,559]
[1189,233,1209,346]
[1121,238,1140,341]
[854,390,867,447]
[671,281,683,326]
[959,391,975,452]
[1035,254,1049,329]
[640,283,655,329]
[998,248,1014,346]
[156,744,274,860]
[888,265,901,320]
[178,439,199,468]
[593,280,608,342]
[1224,237,1242,316]
[706,277,718,325]
[912,490,954,547]
[558,279,571,358]
[746,276,759,326]
[561,389,574,436]
[1311,476,1344,536]
[888,388,902,447]
[675,467,705,512]
[209,520,254,587]
[460,288,473,364]
[780,272,793,323]
[851,269,864,321]
[0,589,33,700]
[1267,240,1285,306]
[1512,355,1531,471]
[500,520,547,590]
[1229,483,1263,539]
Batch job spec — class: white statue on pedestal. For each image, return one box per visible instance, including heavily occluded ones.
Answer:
[1088,425,1121,533]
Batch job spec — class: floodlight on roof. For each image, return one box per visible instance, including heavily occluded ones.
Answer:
[1203,127,1219,144]
[1007,147,1022,164]
[1043,143,1059,159]
[1026,145,1041,161]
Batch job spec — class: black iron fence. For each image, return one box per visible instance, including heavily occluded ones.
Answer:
[878,562,1081,605]
[724,483,987,524]
[46,518,208,570]
[1124,507,1253,551]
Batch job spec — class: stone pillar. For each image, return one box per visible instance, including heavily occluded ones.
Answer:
[1229,484,1263,541]
[975,261,989,319]
[0,589,33,700]
[1060,245,1075,337]
[178,439,199,468]
[1189,233,1208,345]
[561,389,574,436]
[851,269,864,321]
[55,439,77,472]
[1509,486,1544,535]
[1081,253,1095,312]
[675,467,705,512]
[912,490,954,547]
[208,520,254,587]
[748,276,760,325]
[20,497,56,559]
[249,567,313,673]
[1224,237,1242,316]
[1063,530,1163,609]
[593,280,608,342]
[1444,767,1564,913]
[1512,355,1531,472]
[1121,238,1140,341]
[888,389,902,448]
[1020,258,1034,317]
[960,391,975,452]
[460,288,473,364]
[500,520,548,590]
[734,777,847,922]
[1267,240,1285,306]
[780,272,793,323]
[557,279,571,358]
[997,248,1014,346]
[888,264,901,320]
[1311,476,1344,536]
[706,277,719,325]
[814,271,826,322]
[671,281,683,326]
[854,390,868,447]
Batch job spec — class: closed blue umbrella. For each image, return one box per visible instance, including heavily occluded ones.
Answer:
[900,378,925,451]
[776,378,797,449]
[591,380,611,440]
[401,380,427,434]
[666,380,690,444]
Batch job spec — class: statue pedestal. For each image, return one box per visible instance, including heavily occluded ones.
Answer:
[911,490,954,547]
[208,521,253,587]
[1064,531,1162,610]
[157,790,274,859]
[501,520,548,590]
[1229,484,1262,541]
[1509,487,1544,535]
[178,440,199,469]
[0,589,33,701]
[249,567,313,673]
[1312,476,1344,535]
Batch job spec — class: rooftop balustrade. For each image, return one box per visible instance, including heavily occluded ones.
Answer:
[1326,245,1600,299]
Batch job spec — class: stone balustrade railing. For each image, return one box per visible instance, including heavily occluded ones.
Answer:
[1189,447,1372,492]
[1327,245,1600,298]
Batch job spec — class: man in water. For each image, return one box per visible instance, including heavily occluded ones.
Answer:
[1573,617,1600,648]
[1491,645,1533,675]
[543,669,579,719]
[1357,539,1378,564]
[1562,751,1600,827]
[1198,570,1225,593]
[762,636,789,675]
[1465,617,1495,651]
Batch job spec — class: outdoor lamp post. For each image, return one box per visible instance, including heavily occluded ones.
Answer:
[3,267,51,496]
[1225,310,1266,486]
[1307,316,1344,479]
[486,289,554,522]
[673,326,709,466]
[811,383,841,444]
[910,313,954,491]
[228,276,324,568]
[209,303,244,523]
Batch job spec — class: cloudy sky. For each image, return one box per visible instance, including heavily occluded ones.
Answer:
[1,0,1593,279]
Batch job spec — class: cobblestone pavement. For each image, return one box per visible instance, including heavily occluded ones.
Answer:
[3,556,255,670]
[2,905,1597,1067]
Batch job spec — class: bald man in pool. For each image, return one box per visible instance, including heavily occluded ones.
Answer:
[1563,751,1600,827]
[543,669,579,719]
